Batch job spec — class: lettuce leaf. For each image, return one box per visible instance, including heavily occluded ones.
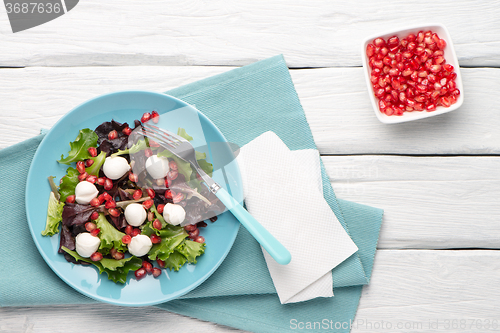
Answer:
[95,213,127,254]
[59,167,79,202]
[164,251,187,271]
[177,128,193,141]
[85,151,106,176]
[147,229,187,261]
[58,129,98,164]
[177,239,205,264]
[112,139,150,157]
[42,191,64,236]
[61,247,142,284]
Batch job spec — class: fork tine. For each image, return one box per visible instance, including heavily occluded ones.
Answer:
[141,126,178,148]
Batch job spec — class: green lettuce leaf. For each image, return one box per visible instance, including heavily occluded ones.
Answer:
[41,191,64,236]
[85,151,106,176]
[112,139,150,157]
[58,129,98,164]
[177,239,205,264]
[177,128,193,141]
[62,247,142,284]
[147,229,187,261]
[95,213,127,254]
[59,167,79,202]
[164,251,187,271]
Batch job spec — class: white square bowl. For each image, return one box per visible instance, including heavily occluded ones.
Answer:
[361,23,464,124]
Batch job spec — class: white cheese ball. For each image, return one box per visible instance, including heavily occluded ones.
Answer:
[163,203,186,226]
[145,155,170,179]
[128,234,152,257]
[102,156,131,180]
[124,203,147,227]
[75,232,101,258]
[74,181,99,205]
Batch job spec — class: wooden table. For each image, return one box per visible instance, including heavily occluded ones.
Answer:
[1,1,500,332]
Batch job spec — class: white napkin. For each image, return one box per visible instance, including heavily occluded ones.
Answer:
[236,131,358,304]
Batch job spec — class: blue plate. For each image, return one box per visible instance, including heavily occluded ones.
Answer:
[25,91,242,306]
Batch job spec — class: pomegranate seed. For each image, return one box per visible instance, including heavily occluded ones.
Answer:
[156,258,165,268]
[105,200,116,209]
[122,126,132,136]
[152,219,162,230]
[90,252,103,262]
[188,228,200,239]
[172,192,184,204]
[152,268,162,278]
[184,224,197,232]
[134,268,146,280]
[125,225,133,235]
[142,261,153,274]
[167,170,178,180]
[104,178,113,191]
[443,64,454,72]
[85,159,94,168]
[144,148,153,157]
[165,190,172,199]
[76,161,85,174]
[151,110,160,124]
[96,177,106,186]
[141,112,152,123]
[150,234,162,244]
[102,192,112,202]
[129,173,138,183]
[133,189,143,200]
[197,221,207,228]
[86,175,97,184]
[143,199,154,210]
[108,208,121,217]
[66,195,76,203]
[90,211,99,220]
[157,204,165,214]
[366,43,375,57]
[121,235,132,244]
[373,37,385,47]
[194,236,205,244]
[90,198,100,207]
[437,38,447,50]
[90,228,100,237]
[97,193,106,204]
[131,228,141,237]
[147,211,154,221]
[426,103,437,111]
[85,222,97,232]
[146,188,155,199]
[87,147,98,157]
[110,248,125,260]
[108,130,118,140]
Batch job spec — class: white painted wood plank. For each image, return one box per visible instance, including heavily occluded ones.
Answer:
[1,66,499,155]
[324,155,500,249]
[0,0,499,67]
[2,250,499,333]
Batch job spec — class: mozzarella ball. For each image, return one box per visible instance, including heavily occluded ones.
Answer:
[124,203,147,227]
[163,203,186,226]
[102,156,130,180]
[74,181,99,204]
[128,234,152,257]
[75,232,101,258]
[145,155,170,179]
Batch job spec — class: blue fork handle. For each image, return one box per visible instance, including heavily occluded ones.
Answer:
[215,187,291,265]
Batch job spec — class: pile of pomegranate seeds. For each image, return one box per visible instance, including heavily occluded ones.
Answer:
[366,30,460,116]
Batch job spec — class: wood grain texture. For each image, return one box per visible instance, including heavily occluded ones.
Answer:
[1,66,500,155]
[2,250,499,333]
[325,155,500,249]
[0,0,499,67]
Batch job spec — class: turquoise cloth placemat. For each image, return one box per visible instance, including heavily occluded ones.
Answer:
[0,55,383,333]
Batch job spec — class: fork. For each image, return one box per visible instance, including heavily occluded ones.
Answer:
[142,123,291,265]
